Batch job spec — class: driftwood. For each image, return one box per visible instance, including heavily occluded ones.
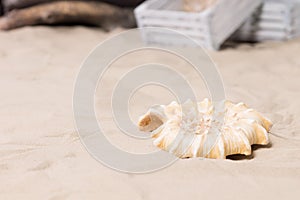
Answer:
[0,1,136,30]
[2,0,145,11]
[0,0,3,16]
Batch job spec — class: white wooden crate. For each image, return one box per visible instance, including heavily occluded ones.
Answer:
[234,0,300,41]
[134,0,262,50]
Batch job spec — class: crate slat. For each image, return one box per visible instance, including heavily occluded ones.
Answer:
[235,0,300,41]
[135,0,262,50]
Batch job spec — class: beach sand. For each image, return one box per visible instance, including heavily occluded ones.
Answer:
[0,26,300,199]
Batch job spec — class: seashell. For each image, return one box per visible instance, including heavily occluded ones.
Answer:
[138,99,272,159]
[183,0,217,12]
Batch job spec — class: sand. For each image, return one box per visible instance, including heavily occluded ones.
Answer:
[0,26,300,199]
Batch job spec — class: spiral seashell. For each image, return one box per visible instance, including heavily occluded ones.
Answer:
[138,99,272,159]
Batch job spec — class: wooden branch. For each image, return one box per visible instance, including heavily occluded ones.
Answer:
[2,0,145,11]
[0,0,3,16]
[0,1,136,31]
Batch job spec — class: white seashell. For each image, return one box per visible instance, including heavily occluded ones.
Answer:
[138,99,272,159]
[183,0,217,12]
